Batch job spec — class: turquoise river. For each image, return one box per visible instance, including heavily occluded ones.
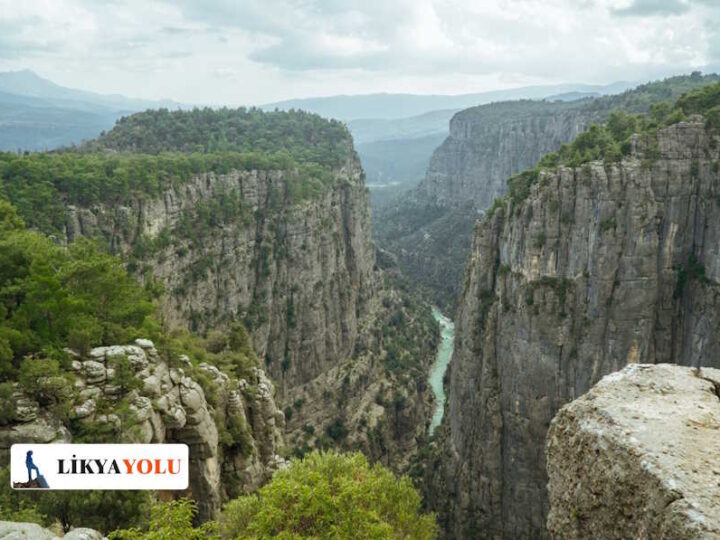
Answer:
[428,307,455,435]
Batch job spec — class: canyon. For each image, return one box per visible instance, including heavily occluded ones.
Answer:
[2,72,720,540]
[374,73,719,311]
[425,110,720,537]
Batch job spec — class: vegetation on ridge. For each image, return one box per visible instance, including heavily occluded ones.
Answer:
[218,451,437,539]
[86,107,353,166]
[0,109,355,235]
[489,78,720,214]
[58,452,437,538]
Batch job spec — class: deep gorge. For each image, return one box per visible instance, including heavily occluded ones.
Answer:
[2,67,720,540]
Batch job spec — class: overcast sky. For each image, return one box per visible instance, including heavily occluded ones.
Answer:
[0,0,718,105]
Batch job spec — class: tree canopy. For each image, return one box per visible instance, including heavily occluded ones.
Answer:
[85,107,353,166]
[218,450,438,539]
[0,200,157,380]
[0,108,356,235]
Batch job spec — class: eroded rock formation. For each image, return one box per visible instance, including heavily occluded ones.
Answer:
[547,363,720,539]
[63,162,375,392]
[374,74,719,311]
[0,339,285,521]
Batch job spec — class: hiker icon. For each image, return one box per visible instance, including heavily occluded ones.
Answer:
[26,450,40,482]
[12,449,49,489]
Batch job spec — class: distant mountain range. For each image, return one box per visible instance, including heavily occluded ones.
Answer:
[0,70,181,151]
[261,81,634,121]
[0,69,180,113]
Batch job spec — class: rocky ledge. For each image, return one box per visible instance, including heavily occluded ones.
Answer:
[0,339,285,521]
[546,363,720,539]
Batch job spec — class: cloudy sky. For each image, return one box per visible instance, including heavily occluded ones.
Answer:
[0,0,718,105]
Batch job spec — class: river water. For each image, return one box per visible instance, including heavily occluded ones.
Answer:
[428,307,455,435]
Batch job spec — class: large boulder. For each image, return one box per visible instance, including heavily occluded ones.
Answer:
[0,521,103,539]
[0,521,57,539]
[546,363,720,539]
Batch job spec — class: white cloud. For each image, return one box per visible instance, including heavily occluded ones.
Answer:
[0,0,717,104]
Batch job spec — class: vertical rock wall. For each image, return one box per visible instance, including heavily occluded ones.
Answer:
[425,120,720,538]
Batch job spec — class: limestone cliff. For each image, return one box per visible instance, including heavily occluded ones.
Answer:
[20,113,437,472]
[63,159,375,392]
[425,117,720,538]
[374,74,719,310]
[59,163,436,469]
[547,363,720,539]
[0,339,285,521]
[375,101,593,310]
[0,108,437,481]
[421,101,593,210]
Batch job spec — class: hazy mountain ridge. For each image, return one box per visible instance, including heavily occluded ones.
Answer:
[0,69,180,112]
[262,81,634,121]
[0,70,182,151]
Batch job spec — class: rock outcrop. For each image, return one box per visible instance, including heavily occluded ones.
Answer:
[425,118,720,538]
[0,339,285,521]
[546,363,720,539]
[0,521,103,540]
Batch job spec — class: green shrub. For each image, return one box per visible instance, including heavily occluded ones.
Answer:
[218,451,437,539]
[325,418,348,442]
[109,498,216,539]
[599,218,616,233]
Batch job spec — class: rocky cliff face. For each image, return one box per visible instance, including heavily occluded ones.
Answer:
[63,159,375,392]
[420,101,594,210]
[280,279,438,470]
[374,101,598,310]
[0,339,285,521]
[374,74,719,310]
[425,118,720,538]
[57,156,435,471]
[547,363,720,539]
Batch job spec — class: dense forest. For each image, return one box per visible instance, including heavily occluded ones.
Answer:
[85,107,353,164]
[0,109,355,236]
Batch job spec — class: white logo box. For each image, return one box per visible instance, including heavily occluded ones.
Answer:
[11,444,189,490]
